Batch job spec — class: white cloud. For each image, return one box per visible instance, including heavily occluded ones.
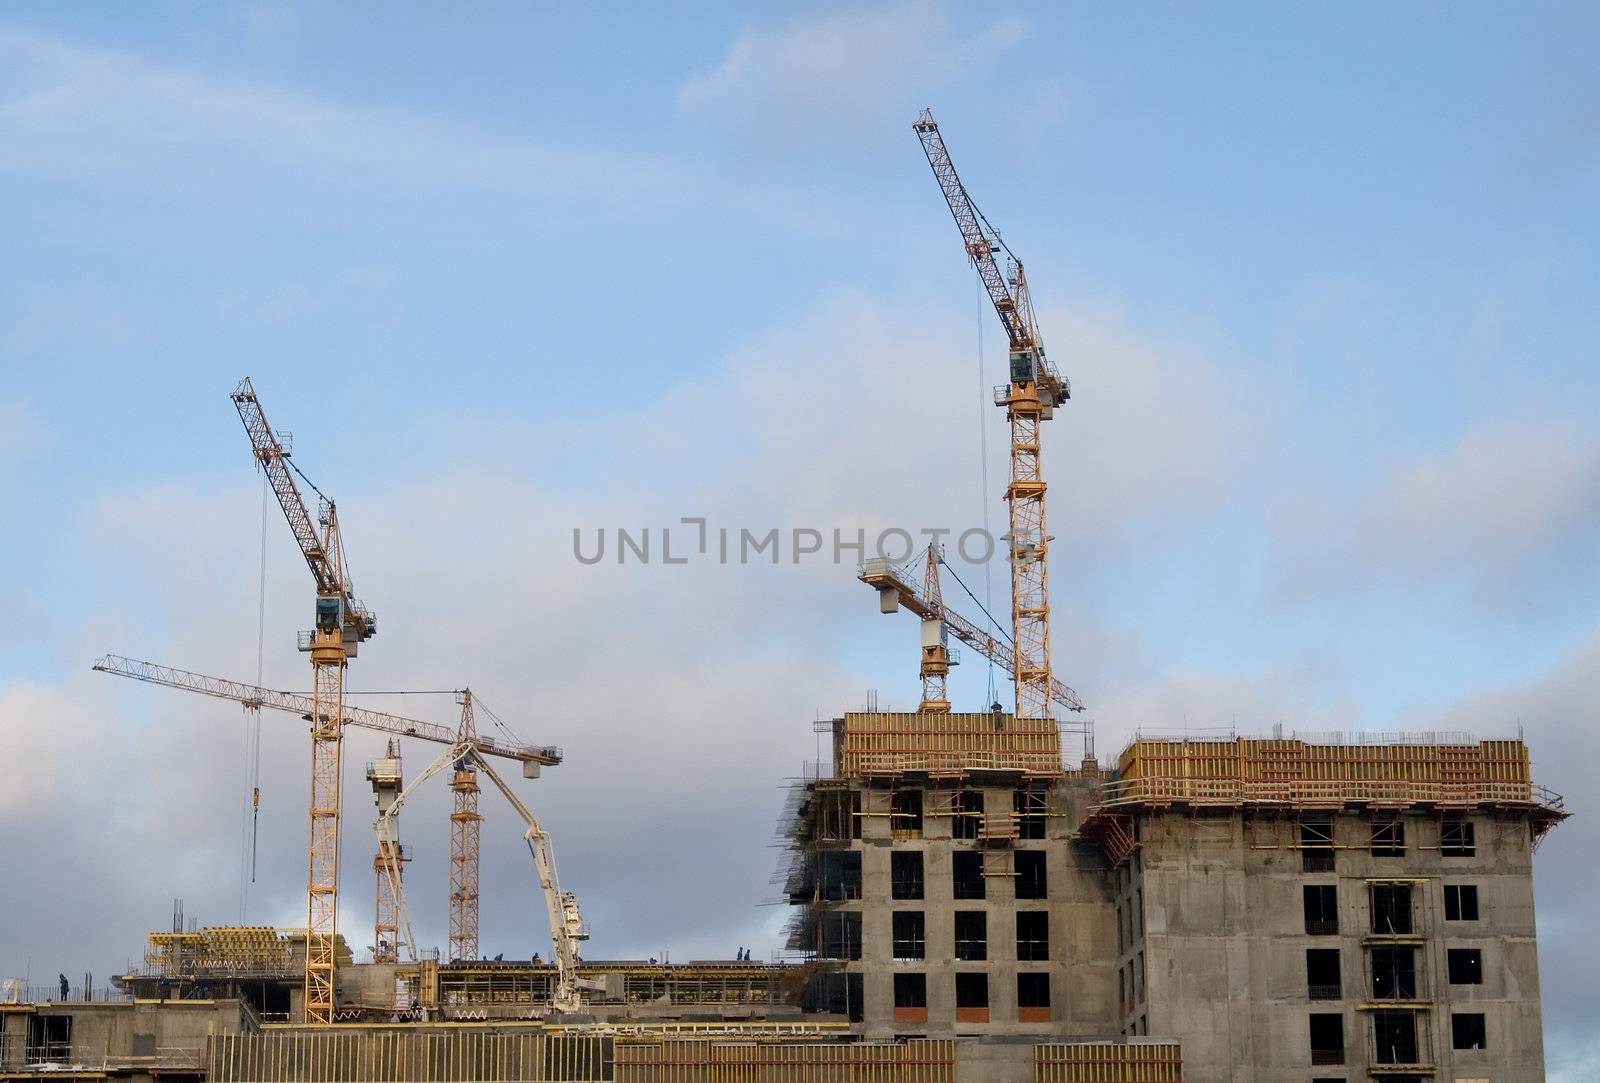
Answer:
[678,5,1026,148]
[1275,414,1600,614]
[1423,632,1600,1076]
[1382,418,1599,570]
[1042,302,1266,547]
[0,29,683,200]
[1091,665,1361,752]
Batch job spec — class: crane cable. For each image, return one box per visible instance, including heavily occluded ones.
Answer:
[251,470,266,888]
[285,455,364,595]
[475,697,528,749]
[286,455,332,506]
[976,271,999,708]
[239,469,268,921]
[939,551,1013,651]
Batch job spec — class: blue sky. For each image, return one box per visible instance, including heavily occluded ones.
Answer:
[1,2,1596,1073]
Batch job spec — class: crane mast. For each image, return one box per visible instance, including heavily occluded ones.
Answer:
[449,691,483,963]
[918,545,952,713]
[230,378,376,1025]
[913,109,1071,723]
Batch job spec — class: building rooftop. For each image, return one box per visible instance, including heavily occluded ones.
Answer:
[1079,735,1568,862]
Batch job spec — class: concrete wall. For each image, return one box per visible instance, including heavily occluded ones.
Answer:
[831,776,1120,1040]
[1134,807,1548,1082]
[0,998,250,1079]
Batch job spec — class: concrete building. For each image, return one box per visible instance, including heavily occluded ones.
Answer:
[0,997,244,1081]
[782,713,1566,1081]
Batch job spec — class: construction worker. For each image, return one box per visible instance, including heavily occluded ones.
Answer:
[58,974,68,1000]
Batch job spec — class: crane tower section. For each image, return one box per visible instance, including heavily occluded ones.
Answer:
[449,690,483,964]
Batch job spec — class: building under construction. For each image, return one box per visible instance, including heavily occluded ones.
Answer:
[1,719,1565,1082]
[0,109,1572,1082]
[779,714,1564,1080]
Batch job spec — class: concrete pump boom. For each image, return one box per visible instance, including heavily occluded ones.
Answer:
[378,741,590,1013]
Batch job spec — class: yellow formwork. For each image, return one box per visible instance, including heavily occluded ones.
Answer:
[614,1038,955,1083]
[209,1029,606,1082]
[838,712,1062,778]
[1099,738,1545,809]
[147,927,347,976]
[209,1032,946,1083]
[1034,1041,1182,1083]
[1118,738,1530,788]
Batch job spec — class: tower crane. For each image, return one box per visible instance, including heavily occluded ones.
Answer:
[91,655,563,977]
[906,108,1083,724]
[230,376,376,1023]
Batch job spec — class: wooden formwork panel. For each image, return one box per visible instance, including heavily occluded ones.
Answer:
[208,1030,607,1082]
[839,712,1061,777]
[1034,1042,1182,1083]
[1117,738,1530,789]
[615,1038,955,1083]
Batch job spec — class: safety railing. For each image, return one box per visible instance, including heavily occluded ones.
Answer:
[1093,775,1562,809]
[851,750,1066,776]
[3,983,130,1004]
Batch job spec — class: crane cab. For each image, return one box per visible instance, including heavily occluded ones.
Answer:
[315,596,343,632]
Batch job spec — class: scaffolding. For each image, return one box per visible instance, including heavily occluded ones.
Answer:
[146,927,297,977]
[435,963,807,1010]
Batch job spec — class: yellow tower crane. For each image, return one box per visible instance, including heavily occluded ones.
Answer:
[910,108,1082,725]
[231,376,373,1023]
[91,655,563,969]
